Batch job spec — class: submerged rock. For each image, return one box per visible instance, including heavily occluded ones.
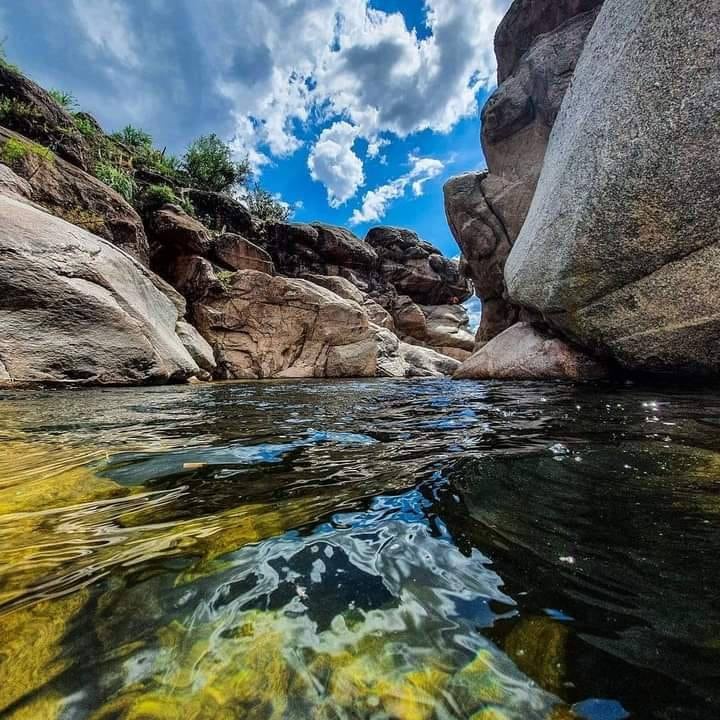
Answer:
[453,323,607,381]
[505,0,720,376]
[0,192,199,386]
[194,270,378,380]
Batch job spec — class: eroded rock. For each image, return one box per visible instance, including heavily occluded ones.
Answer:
[453,323,608,381]
[213,233,273,274]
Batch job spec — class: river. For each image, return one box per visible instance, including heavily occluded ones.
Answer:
[1,379,718,719]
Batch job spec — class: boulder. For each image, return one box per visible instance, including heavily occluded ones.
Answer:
[0,127,149,264]
[193,270,377,380]
[392,295,427,339]
[365,226,472,305]
[444,0,603,342]
[213,233,273,274]
[264,222,378,284]
[505,0,720,376]
[186,188,256,237]
[301,273,365,305]
[453,323,607,381]
[374,326,461,378]
[148,203,212,260]
[0,64,92,170]
[363,298,396,332]
[0,191,199,387]
[421,304,475,352]
[175,320,216,374]
[494,0,605,82]
[165,255,224,303]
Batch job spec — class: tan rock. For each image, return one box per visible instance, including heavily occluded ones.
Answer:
[453,323,607,381]
[194,270,377,380]
[214,233,274,274]
[301,273,365,304]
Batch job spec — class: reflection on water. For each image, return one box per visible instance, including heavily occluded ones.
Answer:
[1,379,719,719]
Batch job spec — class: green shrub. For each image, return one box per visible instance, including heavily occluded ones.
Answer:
[0,136,54,168]
[216,269,236,291]
[182,134,250,193]
[243,183,291,223]
[145,183,177,206]
[73,114,98,139]
[95,161,136,202]
[49,89,77,111]
[0,96,41,123]
[0,40,20,74]
[111,125,153,151]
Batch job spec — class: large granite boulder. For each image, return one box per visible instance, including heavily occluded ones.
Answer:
[213,233,273,274]
[148,203,212,260]
[0,190,199,387]
[0,64,92,170]
[365,226,472,305]
[454,323,607,381]
[193,270,378,380]
[444,0,603,342]
[186,188,257,237]
[0,128,149,263]
[505,0,720,376]
[264,222,378,287]
[300,273,365,305]
[374,327,461,378]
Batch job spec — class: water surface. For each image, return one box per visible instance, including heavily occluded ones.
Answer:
[1,379,719,719]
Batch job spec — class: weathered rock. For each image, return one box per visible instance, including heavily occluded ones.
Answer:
[505,0,720,376]
[392,295,427,339]
[186,188,256,237]
[374,326,461,378]
[301,274,365,305]
[176,320,216,374]
[0,127,149,263]
[0,191,199,387]
[264,222,378,285]
[363,299,396,332]
[421,304,475,352]
[193,270,377,380]
[165,255,223,303]
[454,323,607,381]
[495,0,605,82]
[148,203,212,261]
[435,347,472,363]
[213,233,273,274]
[366,226,471,305]
[0,161,31,199]
[444,0,603,342]
[0,64,91,170]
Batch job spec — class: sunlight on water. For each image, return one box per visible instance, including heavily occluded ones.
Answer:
[1,380,719,719]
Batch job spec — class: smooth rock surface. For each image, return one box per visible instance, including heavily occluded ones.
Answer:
[193,270,377,380]
[0,192,199,386]
[454,323,607,381]
[505,0,720,375]
[301,274,365,305]
[0,127,150,264]
[148,203,212,260]
[176,321,216,374]
[374,326,461,378]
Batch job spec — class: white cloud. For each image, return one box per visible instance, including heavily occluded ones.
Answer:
[349,154,444,225]
[71,0,139,67]
[308,121,365,207]
[463,296,483,332]
[367,137,389,159]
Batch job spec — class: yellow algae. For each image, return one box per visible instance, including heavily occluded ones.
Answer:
[3,692,65,720]
[447,649,507,713]
[470,709,512,720]
[503,616,569,694]
[546,705,582,719]
[0,591,87,714]
[374,667,449,720]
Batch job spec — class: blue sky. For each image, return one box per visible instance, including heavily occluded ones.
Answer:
[0,0,507,257]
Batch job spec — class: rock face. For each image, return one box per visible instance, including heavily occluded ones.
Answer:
[454,323,607,381]
[375,328,461,379]
[213,233,273,274]
[365,227,472,306]
[148,203,212,262]
[505,0,720,376]
[186,188,256,237]
[194,270,378,380]
[0,128,149,264]
[0,64,91,170]
[444,0,603,342]
[0,191,199,387]
[301,274,365,305]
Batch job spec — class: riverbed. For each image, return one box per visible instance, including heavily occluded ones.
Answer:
[1,379,718,719]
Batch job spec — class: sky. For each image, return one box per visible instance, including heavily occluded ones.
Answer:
[0,0,508,258]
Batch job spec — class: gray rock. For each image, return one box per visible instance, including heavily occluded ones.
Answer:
[505,0,720,376]
[374,325,461,378]
[453,323,607,381]
[0,192,199,387]
[176,321,216,373]
[421,304,475,351]
[301,273,365,305]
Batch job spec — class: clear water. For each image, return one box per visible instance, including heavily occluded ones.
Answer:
[1,379,719,720]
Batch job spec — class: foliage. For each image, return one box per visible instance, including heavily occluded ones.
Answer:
[111,124,153,152]
[49,89,77,111]
[58,208,106,235]
[0,96,41,124]
[95,161,136,202]
[0,39,20,73]
[182,133,250,193]
[0,136,54,168]
[243,183,291,223]
[142,183,195,215]
[216,269,236,291]
[73,114,98,139]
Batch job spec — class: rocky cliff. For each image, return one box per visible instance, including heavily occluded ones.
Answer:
[448,0,719,380]
[444,0,603,343]
[0,62,472,386]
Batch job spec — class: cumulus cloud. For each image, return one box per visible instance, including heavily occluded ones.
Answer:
[71,0,139,67]
[463,296,483,332]
[308,121,365,207]
[349,154,444,225]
